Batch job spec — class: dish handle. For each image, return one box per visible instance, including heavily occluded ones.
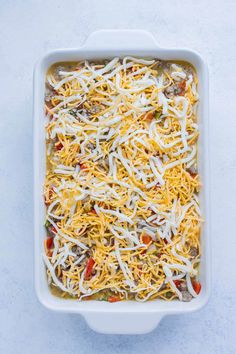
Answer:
[83,29,159,50]
[83,312,164,334]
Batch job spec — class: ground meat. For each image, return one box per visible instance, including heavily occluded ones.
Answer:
[187,165,198,178]
[179,281,187,292]
[85,250,91,258]
[158,282,166,291]
[97,158,109,172]
[181,290,192,302]
[190,246,198,258]
[184,66,194,76]
[61,263,70,271]
[45,83,56,102]
[72,245,82,255]
[89,105,100,114]
[86,142,96,151]
[54,65,65,80]
[164,84,182,98]
[154,61,171,70]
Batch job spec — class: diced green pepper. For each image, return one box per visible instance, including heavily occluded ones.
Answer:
[45,219,50,228]
[155,111,161,119]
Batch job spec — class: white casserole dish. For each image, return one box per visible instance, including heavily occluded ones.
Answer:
[33,30,210,334]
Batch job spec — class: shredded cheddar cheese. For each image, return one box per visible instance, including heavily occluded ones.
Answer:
[44,58,201,302]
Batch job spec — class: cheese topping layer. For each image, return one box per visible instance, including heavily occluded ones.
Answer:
[44,58,201,302]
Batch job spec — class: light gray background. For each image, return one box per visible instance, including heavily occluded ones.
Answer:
[1,0,236,353]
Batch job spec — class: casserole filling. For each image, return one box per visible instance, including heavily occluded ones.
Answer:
[44,57,201,302]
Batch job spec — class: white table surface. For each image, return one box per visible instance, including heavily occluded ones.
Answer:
[1,0,236,353]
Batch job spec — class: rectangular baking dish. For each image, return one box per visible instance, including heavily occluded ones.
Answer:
[33,30,210,334]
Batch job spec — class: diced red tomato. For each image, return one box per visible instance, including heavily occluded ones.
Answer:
[48,250,53,257]
[51,226,57,234]
[178,81,186,95]
[142,112,154,121]
[189,171,198,179]
[80,163,88,170]
[142,234,152,245]
[108,296,121,303]
[192,281,201,294]
[55,142,63,151]
[179,80,186,90]
[46,237,54,249]
[174,280,181,288]
[85,258,95,280]
[90,208,97,215]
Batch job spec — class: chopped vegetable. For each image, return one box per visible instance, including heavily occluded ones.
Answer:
[178,80,186,92]
[142,234,152,245]
[108,296,121,303]
[174,280,181,288]
[45,219,50,228]
[84,258,95,280]
[55,142,63,151]
[192,281,201,294]
[46,237,54,249]
[165,291,173,299]
[50,226,57,234]
[155,111,161,119]
[143,111,154,121]
[80,163,88,170]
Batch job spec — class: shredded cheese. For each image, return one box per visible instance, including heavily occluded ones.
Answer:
[43,57,201,302]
